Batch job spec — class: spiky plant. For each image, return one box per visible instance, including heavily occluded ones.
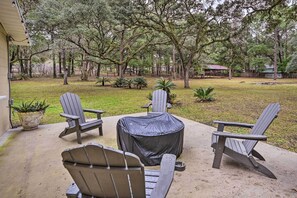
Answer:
[125,79,134,89]
[112,78,127,88]
[155,77,176,103]
[193,87,215,102]
[133,77,147,89]
[12,100,49,113]
[155,77,176,93]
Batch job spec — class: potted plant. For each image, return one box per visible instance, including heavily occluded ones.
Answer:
[12,100,49,131]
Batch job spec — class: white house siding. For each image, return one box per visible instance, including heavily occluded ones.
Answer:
[0,24,10,136]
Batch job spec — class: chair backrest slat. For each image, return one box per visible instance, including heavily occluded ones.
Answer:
[243,103,280,154]
[152,89,167,112]
[60,92,86,126]
[62,144,146,198]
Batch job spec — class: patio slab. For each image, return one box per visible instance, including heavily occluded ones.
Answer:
[0,113,296,197]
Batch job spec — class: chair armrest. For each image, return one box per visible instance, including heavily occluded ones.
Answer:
[60,113,79,120]
[213,120,254,128]
[150,154,176,198]
[166,103,172,109]
[83,109,104,114]
[213,131,267,141]
[66,183,80,198]
[141,102,152,108]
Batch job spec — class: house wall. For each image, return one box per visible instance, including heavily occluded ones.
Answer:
[0,24,10,136]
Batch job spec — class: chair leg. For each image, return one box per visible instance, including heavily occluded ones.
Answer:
[249,156,276,179]
[99,126,103,136]
[212,136,226,169]
[251,149,265,161]
[76,130,82,144]
[59,128,67,138]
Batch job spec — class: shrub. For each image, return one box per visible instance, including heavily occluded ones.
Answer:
[133,77,147,89]
[154,77,176,93]
[18,73,29,80]
[147,92,152,100]
[12,100,49,113]
[112,78,127,88]
[155,77,176,103]
[193,87,215,102]
[169,93,177,103]
[96,77,111,86]
[126,79,134,89]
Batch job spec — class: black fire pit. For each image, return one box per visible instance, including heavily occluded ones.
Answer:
[117,113,184,166]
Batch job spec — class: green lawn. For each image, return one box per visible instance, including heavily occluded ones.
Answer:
[11,76,297,152]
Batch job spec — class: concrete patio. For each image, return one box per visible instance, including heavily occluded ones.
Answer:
[0,113,296,197]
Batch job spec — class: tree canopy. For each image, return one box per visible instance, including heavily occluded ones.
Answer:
[16,0,297,86]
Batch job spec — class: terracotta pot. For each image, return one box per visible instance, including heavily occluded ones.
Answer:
[17,111,44,131]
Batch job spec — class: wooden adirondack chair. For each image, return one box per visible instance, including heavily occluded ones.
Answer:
[211,103,280,179]
[62,143,176,198]
[59,92,104,144]
[142,89,172,114]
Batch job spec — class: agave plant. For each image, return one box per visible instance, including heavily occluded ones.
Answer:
[12,100,49,113]
[133,77,147,89]
[193,87,215,102]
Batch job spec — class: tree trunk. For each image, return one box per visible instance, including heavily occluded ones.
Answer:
[24,58,29,75]
[117,64,120,76]
[167,64,170,75]
[28,58,32,78]
[151,51,154,76]
[228,67,232,80]
[123,62,128,75]
[63,68,68,85]
[10,46,17,73]
[96,63,101,77]
[118,29,125,78]
[81,61,88,81]
[58,51,62,76]
[51,33,56,78]
[19,50,24,74]
[52,49,56,78]
[71,52,75,75]
[180,64,183,79]
[80,53,89,81]
[119,61,124,78]
[67,51,71,77]
[62,49,68,85]
[183,65,190,88]
[273,27,278,80]
[172,46,176,80]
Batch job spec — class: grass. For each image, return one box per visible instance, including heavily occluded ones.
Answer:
[11,76,297,152]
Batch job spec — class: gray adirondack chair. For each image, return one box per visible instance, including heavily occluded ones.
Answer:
[59,92,104,144]
[211,103,280,179]
[142,89,172,114]
[62,143,176,198]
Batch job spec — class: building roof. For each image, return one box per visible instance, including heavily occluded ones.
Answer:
[206,65,228,70]
[0,0,30,46]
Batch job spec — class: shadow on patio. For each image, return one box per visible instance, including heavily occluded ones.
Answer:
[0,113,296,197]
